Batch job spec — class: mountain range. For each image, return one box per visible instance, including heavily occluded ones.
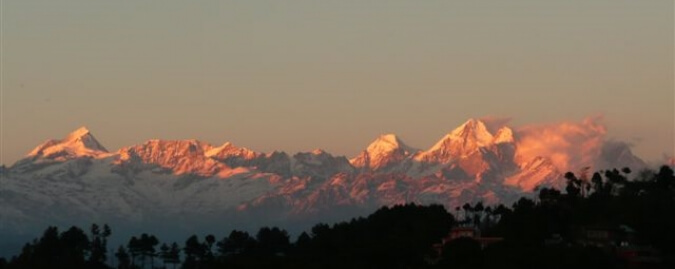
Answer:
[0,119,647,255]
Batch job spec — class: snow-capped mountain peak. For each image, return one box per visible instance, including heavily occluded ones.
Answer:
[205,142,234,156]
[492,127,515,144]
[446,118,494,147]
[416,119,495,163]
[64,126,93,141]
[205,142,259,160]
[366,134,414,154]
[311,149,327,155]
[116,139,231,177]
[26,126,109,161]
[505,156,561,191]
[350,134,417,171]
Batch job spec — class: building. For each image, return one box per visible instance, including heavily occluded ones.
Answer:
[436,226,503,250]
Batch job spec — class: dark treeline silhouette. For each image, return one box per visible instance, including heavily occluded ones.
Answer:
[1,166,673,269]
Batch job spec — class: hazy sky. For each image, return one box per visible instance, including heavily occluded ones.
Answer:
[1,0,673,166]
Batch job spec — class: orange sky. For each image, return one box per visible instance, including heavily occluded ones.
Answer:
[1,0,673,165]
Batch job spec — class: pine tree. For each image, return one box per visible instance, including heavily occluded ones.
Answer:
[89,223,111,265]
[184,235,204,269]
[114,246,131,269]
[159,243,170,269]
[139,233,159,269]
[204,234,216,261]
[127,236,141,267]
[168,242,181,269]
[462,203,473,223]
